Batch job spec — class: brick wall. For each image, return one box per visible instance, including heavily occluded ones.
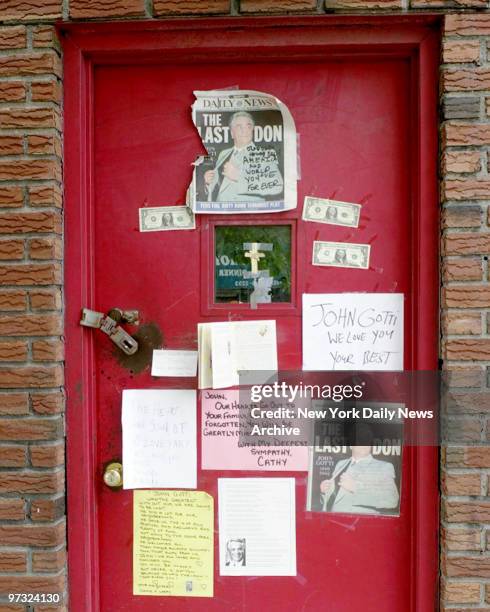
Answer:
[441,14,490,609]
[0,9,65,612]
[0,0,487,610]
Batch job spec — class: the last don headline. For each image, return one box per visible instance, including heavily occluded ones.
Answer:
[248,382,434,436]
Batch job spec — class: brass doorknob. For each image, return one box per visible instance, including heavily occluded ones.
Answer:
[103,462,123,489]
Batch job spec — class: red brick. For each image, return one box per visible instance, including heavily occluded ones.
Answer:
[29,289,61,311]
[28,237,62,260]
[443,205,481,227]
[0,366,63,389]
[0,136,23,156]
[445,14,490,36]
[32,340,64,362]
[446,339,490,360]
[442,41,481,64]
[30,81,61,104]
[0,552,26,573]
[443,285,490,307]
[30,497,65,522]
[446,391,490,414]
[27,135,61,157]
[31,392,64,415]
[0,53,61,78]
[0,606,25,612]
[0,291,27,312]
[32,549,66,573]
[0,26,26,49]
[0,418,62,441]
[444,234,490,255]
[444,365,483,387]
[444,68,490,91]
[0,186,23,209]
[443,152,481,175]
[0,445,26,467]
[444,418,482,443]
[0,392,28,415]
[416,0,485,5]
[0,159,61,182]
[34,606,67,612]
[0,239,24,260]
[30,443,64,467]
[0,340,27,361]
[484,97,490,118]
[0,574,64,596]
[0,314,61,336]
[0,499,25,521]
[444,122,490,147]
[0,107,60,130]
[444,446,465,467]
[443,257,483,281]
[444,555,490,578]
[32,26,59,50]
[324,0,401,6]
[0,471,63,495]
[443,179,490,200]
[442,311,482,335]
[442,472,482,496]
[0,263,62,285]
[0,82,25,103]
[28,185,62,208]
[442,581,480,605]
[70,0,145,18]
[0,0,61,21]
[442,526,482,551]
[155,0,230,14]
[486,583,490,603]
[464,447,490,467]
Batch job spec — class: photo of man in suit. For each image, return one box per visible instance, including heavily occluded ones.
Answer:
[319,425,400,515]
[203,111,284,203]
[225,538,246,567]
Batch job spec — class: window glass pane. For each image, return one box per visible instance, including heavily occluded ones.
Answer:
[215,225,291,304]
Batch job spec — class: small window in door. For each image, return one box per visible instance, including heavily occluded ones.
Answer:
[214,225,291,304]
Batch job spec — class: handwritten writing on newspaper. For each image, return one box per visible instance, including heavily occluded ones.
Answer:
[189,89,297,214]
[302,294,404,371]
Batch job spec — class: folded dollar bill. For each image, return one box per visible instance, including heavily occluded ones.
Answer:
[139,206,195,232]
[312,241,370,269]
[303,197,361,228]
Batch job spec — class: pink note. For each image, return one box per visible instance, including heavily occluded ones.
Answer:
[201,390,308,471]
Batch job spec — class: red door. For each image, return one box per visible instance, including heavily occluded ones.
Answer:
[63,18,439,612]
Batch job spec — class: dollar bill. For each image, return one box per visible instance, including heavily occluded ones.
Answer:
[312,241,370,269]
[302,197,361,228]
[139,206,195,232]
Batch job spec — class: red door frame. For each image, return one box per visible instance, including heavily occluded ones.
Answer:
[61,16,440,611]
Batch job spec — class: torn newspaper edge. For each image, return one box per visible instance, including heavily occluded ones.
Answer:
[189,89,297,214]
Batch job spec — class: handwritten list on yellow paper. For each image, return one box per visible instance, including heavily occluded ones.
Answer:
[133,490,214,597]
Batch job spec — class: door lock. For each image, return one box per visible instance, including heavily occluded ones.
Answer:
[103,462,123,489]
[80,308,139,355]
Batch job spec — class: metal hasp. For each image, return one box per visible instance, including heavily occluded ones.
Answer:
[80,308,139,355]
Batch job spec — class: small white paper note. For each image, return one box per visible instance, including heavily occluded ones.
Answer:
[218,478,296,576]
[122,389,197,489]
[151,350,198,377]
[302,293,404,371]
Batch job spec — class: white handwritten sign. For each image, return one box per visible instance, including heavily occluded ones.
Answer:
[122,389,196,489]
[302,294,404,371]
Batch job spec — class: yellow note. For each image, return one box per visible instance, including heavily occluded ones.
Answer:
[133,490,214,597]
